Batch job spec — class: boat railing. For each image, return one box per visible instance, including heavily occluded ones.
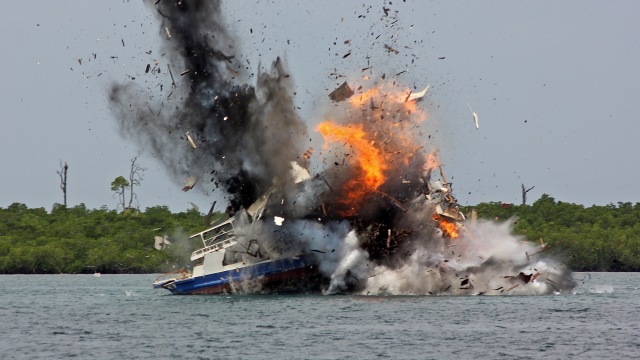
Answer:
[202,227,235,247]
[154,268,190,283]
[190,236,237,261]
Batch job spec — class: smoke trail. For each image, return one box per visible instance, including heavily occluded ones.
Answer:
[109,0,307,211]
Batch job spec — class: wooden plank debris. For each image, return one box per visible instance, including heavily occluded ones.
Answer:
[384,44,399,54]
[186,132,197,149]
[328,81,354,102]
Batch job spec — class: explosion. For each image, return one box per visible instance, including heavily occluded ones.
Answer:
[316,121,388,216]
[110,0,575,295]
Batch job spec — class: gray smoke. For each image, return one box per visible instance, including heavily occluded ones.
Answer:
[109,0,307,211]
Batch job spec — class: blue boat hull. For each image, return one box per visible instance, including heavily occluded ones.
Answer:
[157,254,323,295]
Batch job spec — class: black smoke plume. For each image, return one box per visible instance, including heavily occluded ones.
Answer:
[109,0,308,211]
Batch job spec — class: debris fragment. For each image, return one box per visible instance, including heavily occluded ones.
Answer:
[467,103,479,129]
[154,235,171,250]
[204,201,217,226]
[506,284,520,291]
[145,64,151,73]
[516,272,533,284]
[180,70,190,76]
[165,26,172,39]
[186,132,197,149]
[438,56,445,60]
[303,147,313,160]
[407,85,430,101]
[274,216,285,226]
[121,39,125,47]
[328,81,354,102]
[213,50,234,63]
[167,64,176,87]
[384,44,399,54]
[182,176,197,192]
[342,51,351,59]
[472,112,479,129]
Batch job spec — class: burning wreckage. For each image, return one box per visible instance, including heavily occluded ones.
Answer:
[106,1,574,295]
[152,85,573,296]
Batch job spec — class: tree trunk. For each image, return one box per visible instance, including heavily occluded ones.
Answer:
[57,162,68,207]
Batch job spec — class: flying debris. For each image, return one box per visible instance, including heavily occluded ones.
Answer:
[213,50,235,63]
[328,81,354,102]
[154,235,171,250]
[407,85,430,102]
[467,103,479,129]
[182,176,197,192]
[384,44,399,54]
[186,132,197,149]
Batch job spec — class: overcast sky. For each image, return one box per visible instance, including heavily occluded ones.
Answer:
[2,1,639,212]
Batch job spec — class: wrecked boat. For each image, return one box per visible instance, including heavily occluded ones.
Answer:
[153,163,327,295]
[153,207,324,296]
[153,159,466,295]
[152,218,321,295]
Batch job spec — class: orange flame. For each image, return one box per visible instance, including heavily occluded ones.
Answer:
[347,84,427,122]
[316,83,431,215]
[317,121,388,215]
[433,213,459,239]
[424,152,440,171]
[348,87,380,107]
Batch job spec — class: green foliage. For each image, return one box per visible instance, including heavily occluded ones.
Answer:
[461,195,640,271]
[0,202,209,274]
[110,176,130,210]
[2,194,639,273]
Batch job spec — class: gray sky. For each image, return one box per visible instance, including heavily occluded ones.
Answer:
[2,1,639,212]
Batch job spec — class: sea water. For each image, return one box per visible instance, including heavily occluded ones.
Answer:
[0,273,638,359]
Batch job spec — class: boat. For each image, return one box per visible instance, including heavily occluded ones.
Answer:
[153,163,326,295]
[152,215,322,294]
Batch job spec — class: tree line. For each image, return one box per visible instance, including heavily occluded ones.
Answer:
[0,194,638,273]
[0,203,213,274]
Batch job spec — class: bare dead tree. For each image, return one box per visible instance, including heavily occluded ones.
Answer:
[128,156,146,209]
[56,161,68,207]
[522,184,535,205]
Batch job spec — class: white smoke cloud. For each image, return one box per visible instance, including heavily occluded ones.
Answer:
[358,218,574,295]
